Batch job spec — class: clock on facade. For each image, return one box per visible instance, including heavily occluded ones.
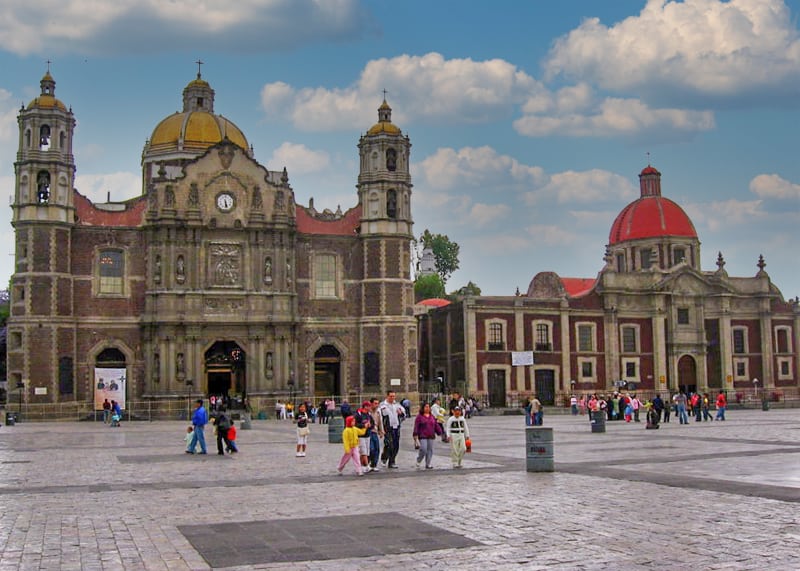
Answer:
[216,192,234,211]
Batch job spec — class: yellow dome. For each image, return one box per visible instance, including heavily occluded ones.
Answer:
[27,95,67,111]
[367,121,401,135]
[148,111,248,153]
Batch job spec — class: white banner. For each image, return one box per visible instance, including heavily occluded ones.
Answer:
[511,351,534,366]
[94,368,127,410]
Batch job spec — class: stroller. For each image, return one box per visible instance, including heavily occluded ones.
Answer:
[110,413,121,427]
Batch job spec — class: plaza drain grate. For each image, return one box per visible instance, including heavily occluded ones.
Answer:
[178,512,481,568]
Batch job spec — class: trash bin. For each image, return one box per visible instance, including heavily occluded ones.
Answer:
[525,427,554,472]
[761,399,770,411]
[328,416,344,444]
[5,412,17,426]
[590,411,606,433]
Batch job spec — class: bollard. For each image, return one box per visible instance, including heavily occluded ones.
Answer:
[240,412,252,430]
[525,427,554,472]
[328,416,345,444]
[590,411,606,433]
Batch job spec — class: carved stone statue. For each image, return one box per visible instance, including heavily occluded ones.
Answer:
[188,183,199,208]
[175,255,186,284]
[263,256,273,284]
[252,186,263,210]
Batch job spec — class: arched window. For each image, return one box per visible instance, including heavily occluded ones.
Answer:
[98,250,125,295]
[386,148,397,171]
[59,131,66,149]
[36,171,51,203]
[39,124,51,149]
[387,189,397,219]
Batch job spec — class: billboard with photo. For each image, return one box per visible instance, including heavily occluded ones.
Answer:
[94,367,127,410]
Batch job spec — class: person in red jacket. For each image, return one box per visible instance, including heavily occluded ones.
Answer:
[715,392,727,421]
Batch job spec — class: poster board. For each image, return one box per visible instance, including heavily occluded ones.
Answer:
[511,351,534,366]
[94,367,127,410]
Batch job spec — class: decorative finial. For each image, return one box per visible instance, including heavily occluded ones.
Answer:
[646,151,650,165]
[382,88,388,101]
[515,287,521,296]
[716,251,725,271]
[281,166,289,185]
[756,254,766,275]
[195,59,204,79]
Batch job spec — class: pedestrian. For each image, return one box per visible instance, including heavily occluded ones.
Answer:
[611,394,621,421]
[295,403,310,457]
[336,416,366,476]
[367,398,384,472]
[183,426,194,449]
[354,401,373,467]
[318,399,328,424]
[275,400,283,421]
[530,396,543,426]
[570,394,578,415]
[623,401,633,422]
[226,421,239,453]
[652,394,664,423]
[431,397,447,441]
[102,398,111,424]
[702,393,713,421]
[379,390,406,469]
[413,402,443,470]
[692,393,702,422]
[214,407,233,455]
[401,397,412,419]
[631,394,642,422]
[674,391,689,424]
[110,400,122,427]
[524,396,533,426]
[339,399,352,420]
[715,391,727,421]
[445,406,470,469]
[186,399,208,454]
[326,398,336,420]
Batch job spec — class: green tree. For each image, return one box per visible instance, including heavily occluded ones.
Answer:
[449,281,481,298]
[420,229,460,286]
[414,273,445,302]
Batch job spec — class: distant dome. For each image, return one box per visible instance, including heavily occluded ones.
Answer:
[27,71,67,112]
[366,99,401,135]
[608,165,697,245]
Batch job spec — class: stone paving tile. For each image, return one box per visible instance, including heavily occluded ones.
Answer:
[0,410,799,569]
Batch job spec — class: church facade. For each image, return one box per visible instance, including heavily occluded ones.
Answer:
[419,166,800,406]
[7,70,417,407]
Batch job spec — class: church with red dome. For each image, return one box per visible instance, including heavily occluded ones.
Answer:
[419,165,799,406]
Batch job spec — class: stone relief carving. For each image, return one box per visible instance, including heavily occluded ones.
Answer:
[265,351,274,378]
[274,190,284,211]
[204,298,244,311]
[251,186,263,210]
[176,352,185,376]
[218,145,234,170]
[164,185,175,207]
[209,243,241,287]
[154,255,162,284]
[263,256,272,284]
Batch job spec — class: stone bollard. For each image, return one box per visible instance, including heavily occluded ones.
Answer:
[525,427,554,472]
[328,416,345,444]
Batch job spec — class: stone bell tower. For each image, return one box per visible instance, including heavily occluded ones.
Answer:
[8,68,78,401]
[356,98,417,391]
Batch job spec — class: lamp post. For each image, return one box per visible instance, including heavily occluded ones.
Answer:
[752,378,759,401]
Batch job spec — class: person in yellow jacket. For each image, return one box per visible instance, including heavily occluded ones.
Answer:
[337,415,368,476]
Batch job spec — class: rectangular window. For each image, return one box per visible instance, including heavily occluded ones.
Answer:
[98,250,124,295]
[616,253,625,272]
[621,327,637,353]
[673,247,686,265]
[733,329,746,354]
[535,323,551,351]
[488,322,504,351]
[577,325,593,352]
[641,249,653,269]
[581,361,593,378]
[780,360,790,376]
[625,361,637,377]
[775,328,790,353]
[677,308,690,325]
[314,254,337,298]
[735,360,747,378]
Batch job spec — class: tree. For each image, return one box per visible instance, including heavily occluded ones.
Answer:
[420,229,460,286]
[414,273,445,302]
[449,281,481,298]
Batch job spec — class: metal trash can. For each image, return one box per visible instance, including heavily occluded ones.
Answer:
[328,416,345,444]
[525,427,554,472]
[590,411,606,433]
[5,412,17,426]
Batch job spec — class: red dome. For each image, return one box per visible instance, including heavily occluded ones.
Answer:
[609,196,697,245]
[640,165,659,175]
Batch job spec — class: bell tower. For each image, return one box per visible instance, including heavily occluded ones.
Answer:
[356,98,417,392]
[8,68,77,402]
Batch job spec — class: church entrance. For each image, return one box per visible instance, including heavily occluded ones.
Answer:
[314,345,341,397]
[677,355,697,394]
[205,341,246,397]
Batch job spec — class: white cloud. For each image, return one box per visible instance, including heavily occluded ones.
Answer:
[684,198,765,231]
[75,172,140,203]
[471,233,532,254]
[514,97,715,139]
[261,52,541,131]
[415,146,545,191]
[0,89,17,144]
[268,142,330,175]
[525,224,579,246]
[0,0,373,55]
[467,203,511,228]
[529,169,637,205]
[749,173,800,199]
[545,0,800,102]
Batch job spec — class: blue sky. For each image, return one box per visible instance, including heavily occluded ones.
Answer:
[1,0,798,298]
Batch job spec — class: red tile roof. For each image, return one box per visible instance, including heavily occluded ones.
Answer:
[74,191,148,227]
[295,204,361,235]
[560,277,596,297]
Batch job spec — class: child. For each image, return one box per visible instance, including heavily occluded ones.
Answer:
[624,402,633,423]
[445,406,470,469]
[184,426,194,451]
[227,421,239,453]
[295,403,310,457]
[337,415,366,476]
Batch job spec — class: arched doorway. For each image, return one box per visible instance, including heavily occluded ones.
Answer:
[677,355,697,394]
[205,341,246,397]
[314,345,341,397]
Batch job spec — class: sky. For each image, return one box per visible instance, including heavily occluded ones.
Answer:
[0,0,798,299]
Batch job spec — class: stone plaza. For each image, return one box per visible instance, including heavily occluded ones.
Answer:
[0,408,798,570]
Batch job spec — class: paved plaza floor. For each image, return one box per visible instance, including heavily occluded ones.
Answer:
[0,408,798,570]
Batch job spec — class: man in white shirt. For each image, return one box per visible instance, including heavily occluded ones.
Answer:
[379,390,405,468]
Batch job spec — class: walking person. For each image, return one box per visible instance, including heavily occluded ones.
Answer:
[214,408,233,455]
[445,406,470,469]
[379,390,406,469]
[367,398,384,472]
[431,397,447,440]
[186,399,208,454]
[102,398,111,424]
[295,403,310,457]
[652,394,665,423]
[529,396,543,426]
[702,393,713,421]
[631,394,642,422]
[354,401,373,467]
[675,391,689,424]
[336,416,366,476]
[226,420,239,453]
[413,403,443,470]
[715,391,727,421]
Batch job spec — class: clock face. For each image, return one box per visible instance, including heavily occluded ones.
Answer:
[216,193,234,211]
